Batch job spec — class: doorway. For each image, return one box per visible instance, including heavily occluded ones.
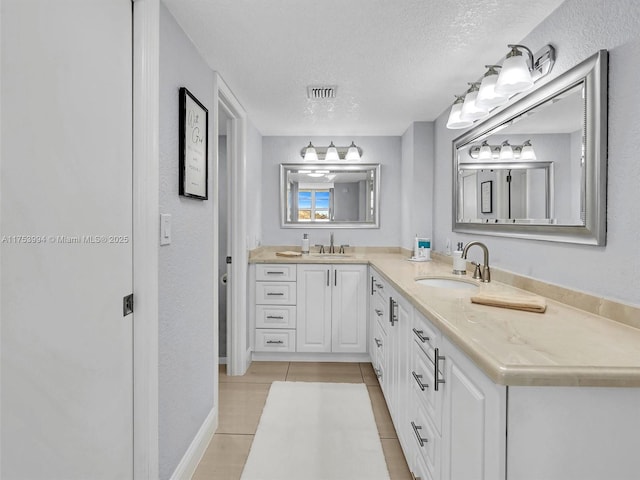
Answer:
[218,105,232,363]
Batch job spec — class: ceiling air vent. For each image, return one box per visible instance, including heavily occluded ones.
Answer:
[307,85,337,99]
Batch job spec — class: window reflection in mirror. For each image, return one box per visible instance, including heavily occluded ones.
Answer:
[280,164,380,228]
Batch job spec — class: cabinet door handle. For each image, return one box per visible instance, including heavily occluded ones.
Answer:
[266,315,284,319]
[434,347,446,391]
[374,338,382,348]
[327,269,330,286]
[371,276,376,295]
[374,367,382,379]
[374,308,383,317]
[412,371,428,391]
[411,421,428,447]
[389,297,398,326]
[266,340,284,344]
[412,328,430,343]
[375,282,384,290]
[266,292,284,296]
[334,269,337,286]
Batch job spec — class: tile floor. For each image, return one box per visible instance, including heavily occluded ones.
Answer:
[192,361,412,480]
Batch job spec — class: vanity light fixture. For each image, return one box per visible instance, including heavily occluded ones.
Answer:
[303,142,319,161]
[461,83,489,122]
[445,43,555,130]
[300,141,363,161]
[446,95,474,129]
[495,45,534,95]
[468,140,536,161]
[476,65,509,109]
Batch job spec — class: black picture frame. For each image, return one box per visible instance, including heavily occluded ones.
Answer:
[481,180,493,214]
[179,87,209,200]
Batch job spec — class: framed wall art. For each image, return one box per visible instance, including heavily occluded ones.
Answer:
[179,87,208,199]
[481,180,493,214]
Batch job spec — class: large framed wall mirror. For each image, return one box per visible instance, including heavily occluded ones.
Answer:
[280,163,380,228]
[453,50,608,245]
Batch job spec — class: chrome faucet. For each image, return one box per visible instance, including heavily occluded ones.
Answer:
[329,232,335,254]
[462,241,491,283]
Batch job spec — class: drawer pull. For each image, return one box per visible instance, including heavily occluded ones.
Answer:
[266,271,285,275]
[371,276,376,295]
[266,292,284,296]
[375,282,384,289]
[434,347,446,391]
[374,308,383,317]
[412,328,430,343]
[266,315,284,319]
[266,340,284,345]
[374,367,382,379]
[411,421,428,447]
[374,338,382,348]
[389,297,398,326]
[412,371,428,391]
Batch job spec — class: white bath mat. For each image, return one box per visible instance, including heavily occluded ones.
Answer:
[240,381,390,480]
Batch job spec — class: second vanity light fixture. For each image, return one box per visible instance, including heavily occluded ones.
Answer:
[446,44,556,130]
[470,140,537,161]
[301,141,363,161]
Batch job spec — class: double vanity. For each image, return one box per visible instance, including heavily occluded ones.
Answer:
[249,248,640,480]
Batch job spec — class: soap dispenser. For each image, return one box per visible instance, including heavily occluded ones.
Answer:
[452,242,466,275]
[301,233,310,254]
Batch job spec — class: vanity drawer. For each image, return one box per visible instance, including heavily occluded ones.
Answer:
[411,338,443,433]
[256,305,296,329]
[371,291,388,333]
[256,264,296,282]
[255,329,296,352]
[408,401,441,480]
[413,310,441,361]
[256,282,297,305]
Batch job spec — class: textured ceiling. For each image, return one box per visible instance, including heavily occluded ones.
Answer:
[163,0,565,136]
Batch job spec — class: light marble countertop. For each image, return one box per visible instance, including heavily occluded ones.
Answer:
[250,248,640,387]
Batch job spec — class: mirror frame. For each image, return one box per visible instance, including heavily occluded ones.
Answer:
[452,50,608,245]
[280,163,381,229]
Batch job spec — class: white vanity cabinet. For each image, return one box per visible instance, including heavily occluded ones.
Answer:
[296,264,368,353]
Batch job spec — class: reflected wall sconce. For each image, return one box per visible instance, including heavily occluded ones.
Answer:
[300,141,363,161]
[446,43,555,130]
[468,140,536,161]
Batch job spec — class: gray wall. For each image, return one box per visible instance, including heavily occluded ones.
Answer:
[159,5,215,479]
[432,0,640,307]
[261,136,402,247]
[246,120,264,249]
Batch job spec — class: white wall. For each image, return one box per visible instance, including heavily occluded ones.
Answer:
[246,120,263,249]
[159,5,215,479]
[433,0,640,307]
[261,136,402,247]
[402,122,435,250]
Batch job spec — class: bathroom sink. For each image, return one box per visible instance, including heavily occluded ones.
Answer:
[415,276,479,290]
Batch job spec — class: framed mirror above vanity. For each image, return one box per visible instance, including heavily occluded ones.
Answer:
[280,163,380,228]
[453,50,608,245]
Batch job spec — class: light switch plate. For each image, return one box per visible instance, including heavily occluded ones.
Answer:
[160,213,171,245]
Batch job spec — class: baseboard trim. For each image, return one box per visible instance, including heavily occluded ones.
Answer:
[169,406,218,480]
[252,352,371,363]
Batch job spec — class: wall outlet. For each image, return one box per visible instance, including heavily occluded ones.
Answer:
[445,238,451,255]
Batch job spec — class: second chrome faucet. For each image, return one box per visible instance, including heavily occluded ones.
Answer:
[461,241,491,283]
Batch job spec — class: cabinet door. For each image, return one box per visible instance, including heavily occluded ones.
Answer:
[296,265,332,352]
[441,337,506,480]
[331,265,368,353]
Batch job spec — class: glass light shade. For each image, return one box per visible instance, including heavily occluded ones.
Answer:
[303,142,318,161]
[461,89,489,122]
[499,142,514,160]
[495,53,534,96]
[478,142,493,160]
[476,69,509,109]
[345,142,361,161]
[520,141,536,160]
[325,142,339,161]
[446,98,473,129]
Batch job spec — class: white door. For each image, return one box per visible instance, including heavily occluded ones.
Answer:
[296,264,331,352]
[331,264,367,353]
[1,1,134,478]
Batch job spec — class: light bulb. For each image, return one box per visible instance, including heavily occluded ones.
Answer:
[461,83,489,122]
[495,47,534,96]
[520,140,536,160]
[325,142,339,161]
[478,141,493,160]
[345,141,360,161]
[303,142,318,161]
[499,141,514,160]
[446,96,473,129]
[476,66,509,109]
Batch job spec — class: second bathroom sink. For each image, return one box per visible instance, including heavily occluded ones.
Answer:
[415,276,479,290]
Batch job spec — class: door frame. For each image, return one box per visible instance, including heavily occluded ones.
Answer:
[132,0,159,478]
[214,73,249,376]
